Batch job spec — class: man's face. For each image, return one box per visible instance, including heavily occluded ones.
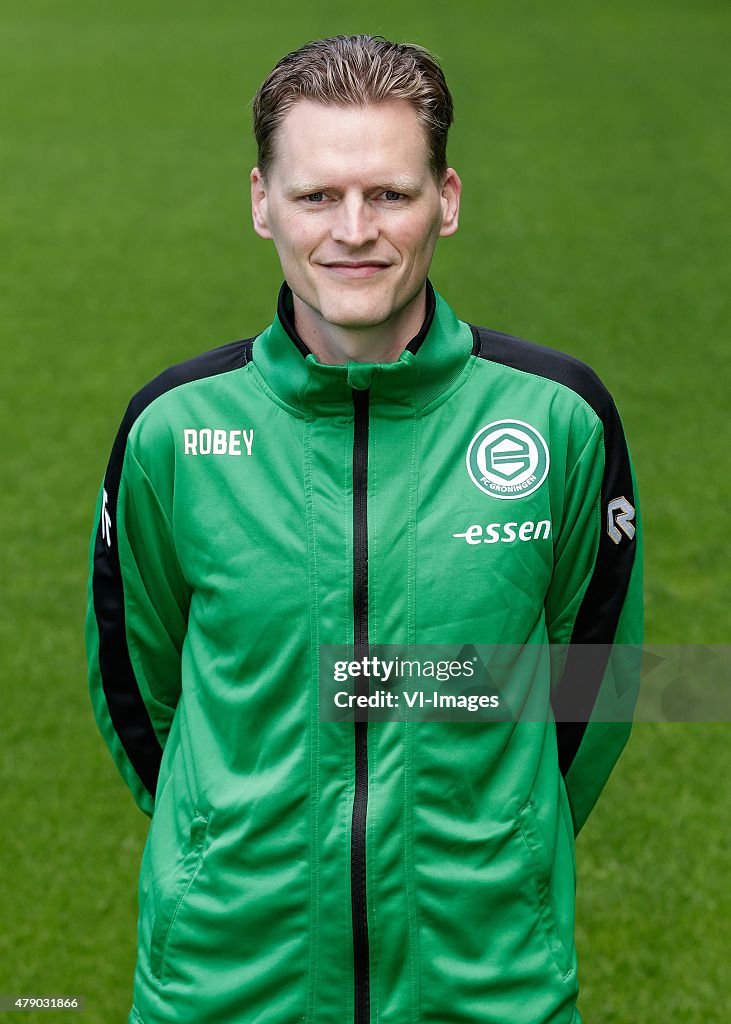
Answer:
[250,99,461,332]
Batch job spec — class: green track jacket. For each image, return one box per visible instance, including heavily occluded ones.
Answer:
[86,280,643,1024]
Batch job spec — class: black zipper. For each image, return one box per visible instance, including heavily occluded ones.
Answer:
[351,386,370,1024]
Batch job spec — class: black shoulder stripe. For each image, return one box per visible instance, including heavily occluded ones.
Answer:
[124,336,256,431]
[472,325,637,775]
[91,336,255,801]
[471,324,615,422]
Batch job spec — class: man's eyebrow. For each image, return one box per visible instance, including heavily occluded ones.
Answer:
[283,176,423,196]
[378,176,422,193]
[283,181,329,196]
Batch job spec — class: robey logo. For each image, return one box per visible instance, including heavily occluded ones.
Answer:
[607,496,636,544]
[101,487,112,547]
[183,428,254,456]
[466,419,549,499]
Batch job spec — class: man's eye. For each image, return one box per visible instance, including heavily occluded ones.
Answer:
[305,192,325,203]
[383,191,404,201]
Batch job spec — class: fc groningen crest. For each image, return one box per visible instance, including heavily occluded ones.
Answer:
[466,419,549,500]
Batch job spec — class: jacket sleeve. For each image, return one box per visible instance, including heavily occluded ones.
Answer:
[85,411,190,818]
[545,393,644,838]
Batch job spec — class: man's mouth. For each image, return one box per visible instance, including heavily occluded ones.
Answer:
[319,261,391,277]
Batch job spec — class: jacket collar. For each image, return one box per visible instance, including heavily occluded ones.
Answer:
[250,279,475,415]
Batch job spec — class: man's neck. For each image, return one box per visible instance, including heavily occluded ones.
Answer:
[291,284,428,365]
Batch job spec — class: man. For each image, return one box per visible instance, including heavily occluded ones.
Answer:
[86,34,642,1024]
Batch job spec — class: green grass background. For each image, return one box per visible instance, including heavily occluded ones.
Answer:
[1,0,729,1020]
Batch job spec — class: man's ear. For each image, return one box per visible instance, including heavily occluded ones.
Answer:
[438,168,462,238]
[250,167,273,240]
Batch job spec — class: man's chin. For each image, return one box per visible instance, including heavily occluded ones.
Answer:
[316,295,395,331]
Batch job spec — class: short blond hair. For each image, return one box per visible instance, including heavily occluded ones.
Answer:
[252,35,454,182]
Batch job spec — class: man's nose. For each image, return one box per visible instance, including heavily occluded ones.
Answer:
[329,196,380,248]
